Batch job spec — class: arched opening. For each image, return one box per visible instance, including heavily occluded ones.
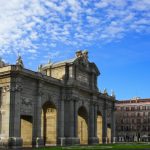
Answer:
[97,111,103,143]
[107,124,111,143]
[78,106,88,145]
[41,101,57,145]
[21,115,33,146]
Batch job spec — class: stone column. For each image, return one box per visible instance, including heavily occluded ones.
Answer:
[111,102,116,143]
[32,83,44,147]
[57,97,65,146]
[74,100,78,137]
[65,98,79,145]
[89,102,99,144]
[9,79,23,147]
[70,100,74,137]
[94,104,97,137]
[89,103,94,138]
[102,102,107,144]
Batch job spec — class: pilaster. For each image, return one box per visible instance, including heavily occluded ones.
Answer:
[89,101,99,145]
[32,81,44,147]
[64,97,79,145]
[57,88,65,146]
[9,77,23,147]
[102,102,107,144]
[111,102,116,143]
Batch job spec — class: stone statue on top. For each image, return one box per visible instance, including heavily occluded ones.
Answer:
[16,55,24,68]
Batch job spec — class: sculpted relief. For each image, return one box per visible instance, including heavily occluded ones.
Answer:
[21,97,33,114]
[77,71,89,85]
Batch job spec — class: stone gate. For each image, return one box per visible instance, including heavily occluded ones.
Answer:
[0,51,116,148]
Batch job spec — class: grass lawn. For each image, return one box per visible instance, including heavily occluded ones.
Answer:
[34,143,150,150]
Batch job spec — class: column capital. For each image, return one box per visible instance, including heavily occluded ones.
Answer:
[2,85,10,93]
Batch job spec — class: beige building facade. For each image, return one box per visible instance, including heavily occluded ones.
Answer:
[115,98,150,142]
[0,51,115,148]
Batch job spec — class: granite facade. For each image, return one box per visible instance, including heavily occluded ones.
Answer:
[0,51,115,148]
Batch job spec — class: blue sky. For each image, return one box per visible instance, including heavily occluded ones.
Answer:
[0,0,150,100]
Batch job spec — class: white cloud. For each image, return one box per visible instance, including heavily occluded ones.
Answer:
[131,0,150,11]
[95,0,109,8]
[0,0,150,62]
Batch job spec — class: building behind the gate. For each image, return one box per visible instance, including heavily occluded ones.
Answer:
[0,51,116,148]
[115,98,150,142]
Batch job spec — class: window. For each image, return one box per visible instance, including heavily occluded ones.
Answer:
[137,119,141,123]
[148,106,150,110]
[143,126,147,131]
[131,107,135,111]
[137,125,140,130]
[121,107,125,111]
[121,126,124,131]
[126,126,129,131]
[142,106,146,110]
[117,107,121,111]
[143,119,147,123]
[132,119,135,123]
[131,112,135,117]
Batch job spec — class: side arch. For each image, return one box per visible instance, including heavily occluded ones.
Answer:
[97,111,103,143]
[41,101,57,145]
[107,112,111,143]
[41,94,58,110]
[107,124,111,143]
[77,106,88,145]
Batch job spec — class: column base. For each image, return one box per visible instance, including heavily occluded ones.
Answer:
[64,137,80,145]
[8,137,23,148]
[32,137,44,147]
[57,137,66,146]
[88,137,99,145]
[111,137,116,143]
[102,137,108,144]
[0,137,9,148]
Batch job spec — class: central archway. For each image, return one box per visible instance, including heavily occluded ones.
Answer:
[97,111,103,143]
[78,106,88,145]
[41,101,57,145]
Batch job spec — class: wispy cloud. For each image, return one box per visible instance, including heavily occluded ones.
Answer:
[0,0,150,61]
